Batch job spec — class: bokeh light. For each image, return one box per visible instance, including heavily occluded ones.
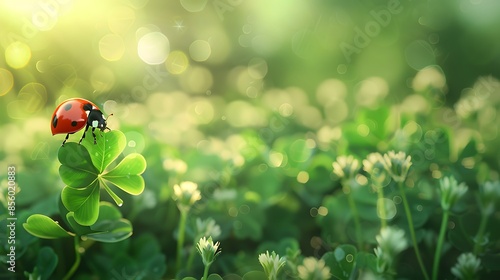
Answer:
[90,66,115,92]
[99,34,125,61]
[165,50,189,75]
[137,31,170,65]
[180,0,208,12]
[0,68,14,96]
[1,1,500,278]
[179,66,213,94]
[108,6,135,34]
[189,40,212,62]
[5,41,31,69]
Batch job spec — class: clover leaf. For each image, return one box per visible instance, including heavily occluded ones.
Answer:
[70,202,133,243]
[58,130,146,225]
[24,247,58,280]
[23,214,74,239]
[24,202,132,243]
[61,180,100,226]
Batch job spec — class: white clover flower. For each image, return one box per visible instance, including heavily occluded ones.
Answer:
[172,181,201,211]
[451,253,481,280]
[258,250,286,280]
[439,176,468,211]
[374,226,408,273]
[297,257,331,280]
[376,226,408,255]
[196,236,221,266]
[479,181,500,215]
[196,218,221,240]
[162,158,187,174]
[363,152,387,185]
[381,151,412,183]
[332,155,360,180]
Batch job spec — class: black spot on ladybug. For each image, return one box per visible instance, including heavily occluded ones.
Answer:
[64,103,72,111]
[71,121,78,127]
[52,116,58,128]
[83,103,92,111]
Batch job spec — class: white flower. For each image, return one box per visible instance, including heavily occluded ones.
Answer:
[381,151,412,183]
[374,226,408,273]
[162,158,187,174]
[479,181,500,215]
[451,253,481,280]
[196,218,221,240]
[439,176,468,211]
[332,155,360,179]
[196,236,221,266]
[297,257,331,280]
[258,251,286,280]
[172,181,201,211]
[363,153,387,186]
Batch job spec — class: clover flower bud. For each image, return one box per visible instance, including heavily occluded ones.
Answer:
[332,155,360,180]
[196,236,221,266]
[196,218,221,240]
[374,226,408,273]
[478,181,500,216]
[172,181,201,211]
[451,253,481,280]
[297,257,331,280]
[439,176,468,211]
[381,151,412,183]
[363,152,387,186]
[258,250,286,280]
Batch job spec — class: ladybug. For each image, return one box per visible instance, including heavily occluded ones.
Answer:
[51,98,111,146]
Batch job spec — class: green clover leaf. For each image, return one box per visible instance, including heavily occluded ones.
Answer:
[58,130,146,226]
[102,153,147,195]
[24,247,59,280]
[24,203,132,243]
[23,214,75,239]
[67,202,133,243]
[61,180,100,226]
[81,129,126,173]
[58,143,98,188]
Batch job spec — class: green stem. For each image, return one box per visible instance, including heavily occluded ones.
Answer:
[202,263,211,280]
[186,242,197,272]
[376,183,387,229]
[176,209,188,273]
[398,182,430,280]
[473,212,489,255]
[432,209,449,280]
[345,182,363,249]
[63,236,81,280]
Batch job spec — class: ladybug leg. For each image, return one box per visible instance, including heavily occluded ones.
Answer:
[79,124,90,144]
[62,133,71,146]
[91,127,97,144]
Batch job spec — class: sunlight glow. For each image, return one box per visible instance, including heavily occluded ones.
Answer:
[138,31,170,65]
[5,41,31,69]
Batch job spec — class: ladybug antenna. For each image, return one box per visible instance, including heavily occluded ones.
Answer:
[105,113,113,131]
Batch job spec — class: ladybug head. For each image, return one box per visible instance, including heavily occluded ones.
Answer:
[88,110,111,132]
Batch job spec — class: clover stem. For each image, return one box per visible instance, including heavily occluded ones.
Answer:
[432,209,449,280]
[473,212,489,255]
[176,209,188,273]
[376,183,387,229]
[186,242,197,272]
[398,181,430,280]
[63,236,81,280]
[202,263,211,280]
[101,179,123,207]
[344,180,363,249]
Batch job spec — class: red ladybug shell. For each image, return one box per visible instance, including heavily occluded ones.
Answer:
[51,98,99,135]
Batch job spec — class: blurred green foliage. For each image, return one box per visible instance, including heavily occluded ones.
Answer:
[1,0,500,279]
